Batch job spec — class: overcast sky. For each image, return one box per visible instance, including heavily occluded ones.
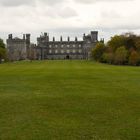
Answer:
[0,0,140,43]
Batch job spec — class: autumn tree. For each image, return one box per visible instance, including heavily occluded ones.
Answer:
[102,52,114,64]
[107,35,125,51]
[129,50,140,65]
[92,42,105,61]
[135,38,140,52]
[114,46,128,65]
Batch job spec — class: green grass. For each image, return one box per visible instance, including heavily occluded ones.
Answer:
[0,60,140,140]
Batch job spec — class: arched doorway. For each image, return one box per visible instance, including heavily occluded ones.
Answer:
[66,55,70,59]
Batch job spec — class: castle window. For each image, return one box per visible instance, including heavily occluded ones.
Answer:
[67,45,70,48]
[61,45,64,48]
[61,50,64,54]
[79,49,82,53]
[55,45,58,48]
[49,50,52,54]
[49,45,52,48]
[67,50,70,53]
[79,44,81,48]
[73,44,75,47]
[73,50,76,53]
[55,50,58,54]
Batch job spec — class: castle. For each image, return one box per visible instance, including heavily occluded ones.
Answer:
[7,31,99,61]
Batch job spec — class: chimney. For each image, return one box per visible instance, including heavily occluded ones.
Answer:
[68,36,70,42]
[83,33,86,40]
[53,37,55,42]
[83,33,85,37]
[23,34,25,40]
[60,36,63,42]
[75,37,78,42]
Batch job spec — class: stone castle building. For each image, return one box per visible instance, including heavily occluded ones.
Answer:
[7,31,99,61]
[7,34,31,61]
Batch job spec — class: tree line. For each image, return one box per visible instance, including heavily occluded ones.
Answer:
[92,33,140,66]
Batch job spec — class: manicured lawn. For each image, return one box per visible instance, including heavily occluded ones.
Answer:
[0,60,140,140]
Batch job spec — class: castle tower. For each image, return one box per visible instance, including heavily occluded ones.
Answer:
[26,34,30,44]
[26,34,31,59]
[90,31,98,42]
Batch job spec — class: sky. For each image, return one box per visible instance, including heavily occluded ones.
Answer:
[0,0,140,43]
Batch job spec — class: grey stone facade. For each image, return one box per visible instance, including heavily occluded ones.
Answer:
[6,31,98,61]
[7,34,30,61]
[36,31,98,60]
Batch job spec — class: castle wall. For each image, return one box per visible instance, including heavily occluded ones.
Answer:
[36,41,84,60]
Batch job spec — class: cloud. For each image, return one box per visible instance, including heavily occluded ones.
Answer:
[57,7,78,18]
[0,0,34,6]
[74,0,134,4]
[0,0,65,7]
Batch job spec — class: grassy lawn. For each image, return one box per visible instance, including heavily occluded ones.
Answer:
[0,60,140,140]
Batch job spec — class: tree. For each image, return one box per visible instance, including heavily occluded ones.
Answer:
[0,47,7,63]
[0,39,7,63]
[123,33,137,50]
[92,42,105,62]
[92,33,140,66]
[107,35,125,52]
[0,39,5,48]
[135,38,140,52]
[102,52,114,64]
[114,46,128,65]
[129,50,140,65]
